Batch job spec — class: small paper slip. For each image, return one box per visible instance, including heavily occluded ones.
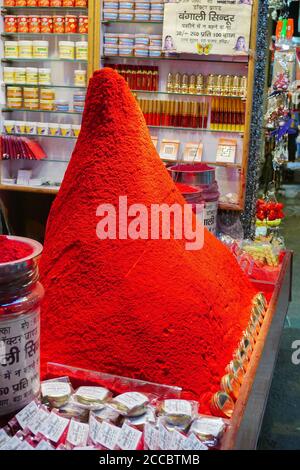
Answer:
[96,421,120,450]
[144,423,159,451]
[15,401,39,429]
[117,423,142,450]
[66,419,89,447]
[17,169,32,186]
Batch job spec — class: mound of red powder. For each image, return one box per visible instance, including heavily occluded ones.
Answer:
[40,68,256,405]
[0,236,33,263]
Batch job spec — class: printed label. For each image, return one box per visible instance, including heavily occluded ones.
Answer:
[170,429,187,450]
[117,423,142,450]
[27,408,50,435]
[15,400,39,429]
[0,429,10,448]
[88,414,102,443]
[0,309,40,416]
[144,423,159,451]
[163,399,192,416]
[113,392,148,410]
[182,433,208,451]
[159,421,172,450]
[41,381,71,398]
[97,421,120,450]
[75,386,109,402]
[39,411,69,443]
[67,419,89,447]
[195,202,218,234]
[35,440,54,450]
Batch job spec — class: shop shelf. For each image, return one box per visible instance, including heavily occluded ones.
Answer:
[102,55,249,64]
[3,132,77,140]
[2,107,83,115]
[2,33,88,37]
[1,7,87,12]
[0,183,59,194]
[3,83,86,89]
[148,124,243,134]
[2,156,70,162]
[101,20,163,25]
[2,58,87,63]
[131,89,245,100]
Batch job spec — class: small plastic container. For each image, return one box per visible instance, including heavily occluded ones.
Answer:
[150,11,163,21]
[53,15,65,34]
[49,123,61,136]
[149,45,161,57]
[150,1,164,10]
[118,34,134,46]
[25,122,37,135]
[5,41,19,59]
[149,34,162,46]
[18,40,33,59]
[40,99,55,110]
[119,9,134,21]
[119,45,134,56]
[26,67,38,84]
[24,98,39,109]
[71,124,81,137]
[60,123,72,137]
[134,45,148,57]
[65,15,78,34]
[17,15,29,33]
[3,67,15,84]
[32,40,49,59]
[104,44,118,56]
[37,122,49,135]
[135,9,150,21]
[40,16,53,34]
[119,0,134,8]
[28,16,41,34]
[15,121,26,134]
[78,15,88,34]
[135,2,150,10]
[38,68,52,85]
[104,33,119,45]
[23,87,39,100]
[74,69,86,87]
[7,86,22,98]
[7,97,23,108]
[135,33,149,46]
[103,1,119,8]
[76,41,88,60]
[103,9,118,21]
[55,99,69,112]
[40,88,55,100]
[3,120,15,134]
[59,41,75,59]
[15,67,26,84]
[75,0,87,5]
[4,16,17,34]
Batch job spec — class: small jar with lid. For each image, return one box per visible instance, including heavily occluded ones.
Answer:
[23,87,39,100]
[18,41,33,59]
[59,41,75,59]
[135,9,150,21]
[118,34,134,46]
[27,0,39,5]
[40,99,55,110]
[75,0,87,6]
[40,16,53,34]
[3,67,15,84]
[38,68,51,85]
[53,15,65,34]
[17,16,29,33]
[50,0,63,5]
[40,88,55,100]
[7,97,23,108]
[32,40,49,59]
[24,98,39,109]
[26,67,38,84]
[78,15,88,34]
[4,16,17,34]
[28,16,41,34]
[14,67,26,84]
[65,15,78,34]
[75,41,88,60]
[7,86,23,98]
[74,69,86,87]
[103,9,118,21]
[119,9,134,21]
[63,0,74,5]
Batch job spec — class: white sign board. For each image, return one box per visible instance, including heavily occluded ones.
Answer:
[162,0,252,56]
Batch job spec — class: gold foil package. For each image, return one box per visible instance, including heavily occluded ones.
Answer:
[225,359,245,384]
[220,374,240,401]
[41,379,72,408]
[189,415,227,444]
[210,391,234,419]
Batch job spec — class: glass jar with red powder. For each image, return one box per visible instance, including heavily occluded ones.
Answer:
[53,15,65,33]
[78,15,88,34]
[40,16,53,33]
[17,15,29,33]
[0,236,44,418]
[65,15,78,34]
[4,16,17,34]
[28,16,41,34]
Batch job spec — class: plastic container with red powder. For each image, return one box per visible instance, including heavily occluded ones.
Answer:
[0,236,44,418]
[170,163,219,234]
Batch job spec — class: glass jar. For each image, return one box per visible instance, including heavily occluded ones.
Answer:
[0,236,44,417]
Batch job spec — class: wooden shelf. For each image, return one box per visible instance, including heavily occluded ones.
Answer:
[0,184,59,195]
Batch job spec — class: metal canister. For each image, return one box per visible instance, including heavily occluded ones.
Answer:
[210,391,235,418]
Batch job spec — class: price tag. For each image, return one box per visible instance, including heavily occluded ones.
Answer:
[96,422,120,450]
[67,419,89,447]
[117,423,142,450]
[39,411,69,443]
[144,423,159,450]
[15,401,39,429]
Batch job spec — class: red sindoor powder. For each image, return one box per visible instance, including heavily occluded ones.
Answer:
[0,236,33,263]
[40,68,256,408]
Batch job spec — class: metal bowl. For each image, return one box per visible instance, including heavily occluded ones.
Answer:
[168,163,216,186]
